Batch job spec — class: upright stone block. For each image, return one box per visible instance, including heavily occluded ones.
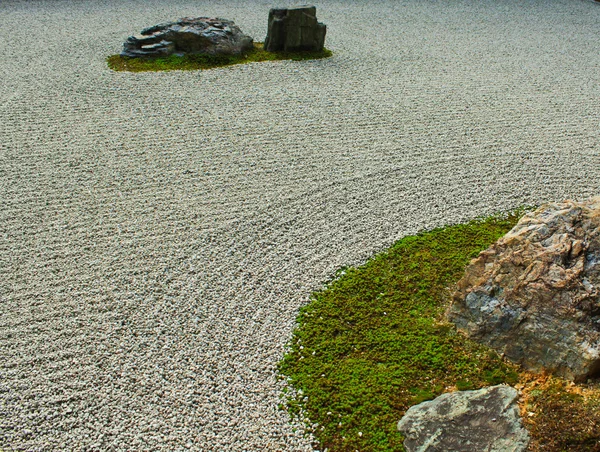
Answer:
[264,6,326,52]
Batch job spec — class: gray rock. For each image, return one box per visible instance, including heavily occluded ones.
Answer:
[448,198,600,382]
[397,385,529,452]
[121,17,254,58]
[263,6,326,52]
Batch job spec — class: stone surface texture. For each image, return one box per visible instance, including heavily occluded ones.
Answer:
[263,6,326,52]
[2,0,600,450]
[449,198,600,382]
[122,17,253,57]
[397,385,530,452]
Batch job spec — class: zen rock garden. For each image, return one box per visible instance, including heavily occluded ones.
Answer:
[117,8,596,452]
[398,197,600,451]
[121,6,326,58]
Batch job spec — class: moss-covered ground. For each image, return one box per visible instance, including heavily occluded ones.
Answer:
[107,42,332,72]
[278,210,600,451]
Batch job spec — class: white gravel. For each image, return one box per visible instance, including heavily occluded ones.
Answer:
[1,0,599,450]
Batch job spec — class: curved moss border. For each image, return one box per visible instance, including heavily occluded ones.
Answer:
[278,209,600,451]
[107,42,332,72]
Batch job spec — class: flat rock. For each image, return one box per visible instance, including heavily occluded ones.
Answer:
[448,198,600,382]
[121,17,253,58]
[263,6,326,52]
[397,385,529,452]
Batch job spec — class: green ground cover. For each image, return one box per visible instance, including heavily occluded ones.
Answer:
[107,42,332,72]
[279,210,600,451]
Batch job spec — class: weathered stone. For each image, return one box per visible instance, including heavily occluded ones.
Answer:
[121,17,253,58]
[448,198,600,382]
[263,6,326,52]
[397,385,529,452]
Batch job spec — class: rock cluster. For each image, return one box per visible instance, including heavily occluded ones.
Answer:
[121,17,254,58]
[398,385,529,452]
[448,198,600,382]
[263,6,326,52]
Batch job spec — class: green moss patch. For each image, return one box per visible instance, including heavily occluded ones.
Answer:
[279,208,600,451]
[279,212,526,451]
[107,42,332,72]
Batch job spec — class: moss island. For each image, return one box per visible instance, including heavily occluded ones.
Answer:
[278,210,600,452]
[107,42,332,72]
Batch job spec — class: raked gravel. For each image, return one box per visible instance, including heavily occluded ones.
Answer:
[1,0,600,450]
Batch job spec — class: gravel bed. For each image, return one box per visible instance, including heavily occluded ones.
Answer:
[1,0,599,450]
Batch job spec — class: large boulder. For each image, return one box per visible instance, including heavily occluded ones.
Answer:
[263,6,326,52]
[121,17,253,58]
[448,198,600,382]
[398,385,529,452]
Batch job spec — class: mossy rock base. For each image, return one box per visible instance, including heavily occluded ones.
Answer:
[107,42,332,72]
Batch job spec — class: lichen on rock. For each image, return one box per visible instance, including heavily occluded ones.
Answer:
[397,385,529,452]
[448,197,600,382]
[121,17,254,58]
